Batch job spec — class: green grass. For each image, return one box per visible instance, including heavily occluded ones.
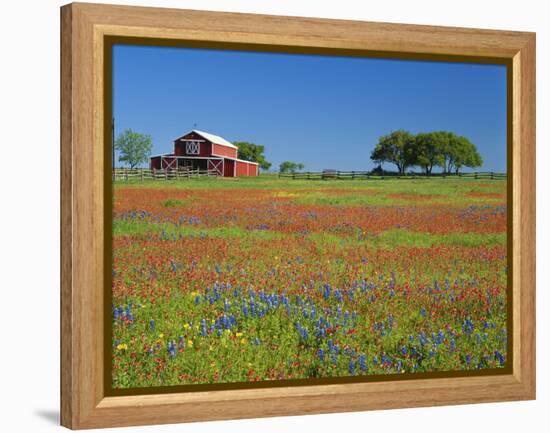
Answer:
[161,198,189,207]
[114,176,506,207]
[114,174,504,191]
[113,219,506,249]
[113,219,285,241]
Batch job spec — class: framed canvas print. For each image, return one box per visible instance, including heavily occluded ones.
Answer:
[60,2,536,429]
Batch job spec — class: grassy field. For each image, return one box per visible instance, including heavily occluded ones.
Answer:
[111,176,507,388]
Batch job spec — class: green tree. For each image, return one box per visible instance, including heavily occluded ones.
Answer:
[234,141,272,171]
[434,131,482,173]
[432,131,456,173]
[370,130,416,174]
[452,136,483,173]
[279,161,305,173]
[413,132,444,174]
[115,129,153,169]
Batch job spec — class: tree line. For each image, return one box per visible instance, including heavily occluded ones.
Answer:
[371,130,483,175]
[114,128,483,176]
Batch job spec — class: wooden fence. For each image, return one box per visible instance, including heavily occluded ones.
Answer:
[279,171,507,181]
[113,167,218,181]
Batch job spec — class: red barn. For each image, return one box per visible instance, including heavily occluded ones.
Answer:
[150,130,259,177]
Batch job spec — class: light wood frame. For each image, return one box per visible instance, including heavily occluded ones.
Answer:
[60,2,536,429]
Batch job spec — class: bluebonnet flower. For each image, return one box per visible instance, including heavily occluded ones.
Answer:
[494,350,505,366]
[222,315,230,329]
[318,348,325,362]
[463,317,474,336]
[349,358,356,375]
[323,283,331,300]
[149,319,155,332]
[167,341,176,358]
[358,354,367,372]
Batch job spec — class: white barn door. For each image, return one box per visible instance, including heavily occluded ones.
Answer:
[208,159,223,176]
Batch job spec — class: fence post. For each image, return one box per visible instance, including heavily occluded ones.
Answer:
[124,168,128,181]
[475,172,478,179]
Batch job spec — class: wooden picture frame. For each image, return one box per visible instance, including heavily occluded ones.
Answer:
[60,2,536,429]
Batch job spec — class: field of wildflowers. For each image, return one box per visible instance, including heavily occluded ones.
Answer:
[111,176,507,388]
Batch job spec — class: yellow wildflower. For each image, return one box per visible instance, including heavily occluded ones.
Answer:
[235,332,243,338]
[183,323,191,330]
[116,343,128,351]
[158,333,164,339]
[187,339,193,348]
[240,338,247,345]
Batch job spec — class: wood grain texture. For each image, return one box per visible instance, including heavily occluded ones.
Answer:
[60,2,536,429]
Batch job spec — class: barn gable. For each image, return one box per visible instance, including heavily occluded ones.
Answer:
[173,130,238,159]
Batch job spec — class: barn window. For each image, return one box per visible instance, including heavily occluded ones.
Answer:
[186,141,200,154]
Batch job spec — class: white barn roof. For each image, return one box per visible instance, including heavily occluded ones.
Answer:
[190,130,238,149]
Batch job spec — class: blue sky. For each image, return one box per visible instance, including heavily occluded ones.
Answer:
[112,45,507,172]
